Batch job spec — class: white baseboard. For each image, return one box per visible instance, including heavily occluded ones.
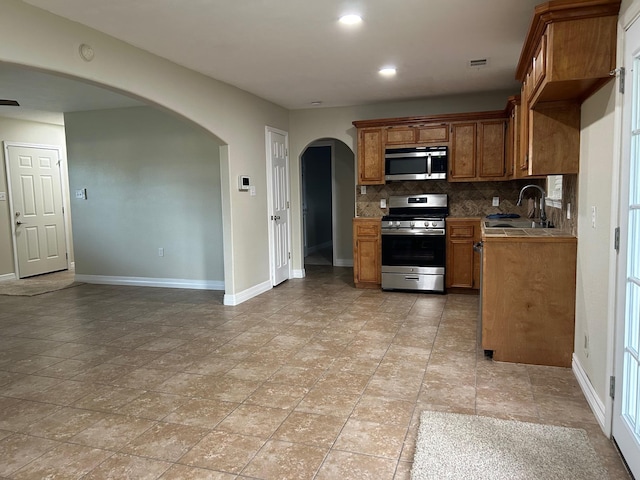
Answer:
[74,274,224,291]
[334,258,353,267]
[292,269,305,279]
[573,354,607,433]
[224,279,272,306]
[0,272,17,282]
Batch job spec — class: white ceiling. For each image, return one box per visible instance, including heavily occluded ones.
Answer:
[3,0,541,122]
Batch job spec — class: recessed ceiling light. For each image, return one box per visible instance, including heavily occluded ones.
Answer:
[339,14,362,25]
[379,67,397,76]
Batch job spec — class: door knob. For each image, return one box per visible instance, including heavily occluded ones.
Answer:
[16,221,26,225]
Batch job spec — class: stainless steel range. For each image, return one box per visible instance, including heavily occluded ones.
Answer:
[381,194,448,292]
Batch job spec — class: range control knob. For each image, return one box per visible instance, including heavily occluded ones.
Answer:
[431,221,438,227]
[410,221,415,228]
[395,221,401,227]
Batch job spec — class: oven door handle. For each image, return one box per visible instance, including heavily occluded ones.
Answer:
[427,155,432,176]
[381,230,445,236]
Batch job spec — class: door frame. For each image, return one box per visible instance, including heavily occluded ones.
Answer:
[609,5,640,475]
[3,141,72,278]
[265,126,292,286]
[301,140,336,266]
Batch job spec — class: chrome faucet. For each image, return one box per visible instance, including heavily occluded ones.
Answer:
[516,184,548,226]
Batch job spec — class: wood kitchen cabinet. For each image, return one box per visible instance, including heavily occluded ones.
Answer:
[385,124,449,145]
[512,0,619,178]
[353,218,381,288]
[516,0,619,106]
[446,218,480,290]
[527,101,580,176]
[354,111,506,185]
[481,235,577,367]
[357,127,384,185]
[449,118,507,182]
[517,90,579,177]
[505,96,519,179]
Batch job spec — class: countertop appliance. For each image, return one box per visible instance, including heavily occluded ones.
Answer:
[381,193,448,292]
[385,146,447,181]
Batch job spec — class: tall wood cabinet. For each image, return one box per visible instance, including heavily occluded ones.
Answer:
[353,218,381,288]
[446,218,481,290]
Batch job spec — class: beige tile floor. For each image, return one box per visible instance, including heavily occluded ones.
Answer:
[0,265,631,479]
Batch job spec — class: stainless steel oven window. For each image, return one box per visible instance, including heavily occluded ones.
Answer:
[381,235,446,268]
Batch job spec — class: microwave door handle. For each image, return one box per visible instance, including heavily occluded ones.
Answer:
[427,155,432,176]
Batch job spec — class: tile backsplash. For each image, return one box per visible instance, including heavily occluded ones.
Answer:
[356,176,577,235]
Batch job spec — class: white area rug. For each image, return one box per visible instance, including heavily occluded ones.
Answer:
[411,411,608,480]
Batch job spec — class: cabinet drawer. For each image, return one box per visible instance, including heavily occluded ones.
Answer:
[355,223,379,237]
[385,127,416,145]
[449,225,474,238]
[417,125,449,143]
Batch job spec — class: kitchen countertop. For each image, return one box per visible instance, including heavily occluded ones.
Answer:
[481,218,576,239]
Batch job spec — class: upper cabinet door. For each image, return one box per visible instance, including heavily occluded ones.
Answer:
[357,127,385,185]
[478,120,506,179]
[385,126,416,145]
[449,122,477,181]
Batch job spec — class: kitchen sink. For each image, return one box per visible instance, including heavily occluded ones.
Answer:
[484,220,553,229]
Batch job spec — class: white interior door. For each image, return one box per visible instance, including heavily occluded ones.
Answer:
[613,16,640,479]
[5,144,67,278]
[267,128,290,286]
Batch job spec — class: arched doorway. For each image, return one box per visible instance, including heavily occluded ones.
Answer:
[300,138,355,269]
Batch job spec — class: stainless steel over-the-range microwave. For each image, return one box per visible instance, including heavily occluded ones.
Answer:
[384,145,448,181]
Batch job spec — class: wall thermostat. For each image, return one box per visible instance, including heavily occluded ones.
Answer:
[238,175,250,191]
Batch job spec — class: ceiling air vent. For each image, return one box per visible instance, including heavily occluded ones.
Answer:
[468,58,488,68]
[0,100,20,106]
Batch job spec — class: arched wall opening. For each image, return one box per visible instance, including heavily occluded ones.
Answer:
[0,64,228,290]
[0,0,290,301]
[299,138,355,271]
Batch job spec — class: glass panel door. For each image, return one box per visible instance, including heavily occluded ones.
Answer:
[613,17,640,478]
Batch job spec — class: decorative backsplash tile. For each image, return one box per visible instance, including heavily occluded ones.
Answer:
[356,176,577,235]
[357,180,543,218]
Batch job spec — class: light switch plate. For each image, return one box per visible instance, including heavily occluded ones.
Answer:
[360,185,367,195]
[380,198,387,208]
[492,197,499,207]
[75,188,87,200]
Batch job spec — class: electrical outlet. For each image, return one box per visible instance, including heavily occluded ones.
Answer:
[360,185,367,195]
[591,206,597,228]
[567,203,571,219]
[380,198,387,208]
[158,248,164,257]
[492,197,499,207]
